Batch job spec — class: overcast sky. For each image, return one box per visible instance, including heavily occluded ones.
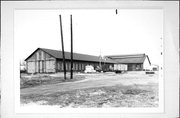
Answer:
[14,9,163,65]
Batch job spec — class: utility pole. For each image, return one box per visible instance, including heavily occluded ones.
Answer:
[70,15,73,79]
[99,50,102,70]
[116,9,118,15]
[59,15,66,80]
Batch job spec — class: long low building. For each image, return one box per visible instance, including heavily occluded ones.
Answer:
[105,54,151,71]
[25,48,151,73]
[25,48,115,73]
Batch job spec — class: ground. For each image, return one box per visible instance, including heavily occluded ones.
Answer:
[20,71,159,108]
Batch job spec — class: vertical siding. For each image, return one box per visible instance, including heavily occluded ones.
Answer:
[26,52,36,73]
[45,52,56,73]
[27,61,36,73]
[26,49,56,73]
[36,61,39,73]
[26,49,116,73]
[45,60,55,72]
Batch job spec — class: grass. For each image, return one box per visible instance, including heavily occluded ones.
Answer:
[20,74,86,89]
[21,83,158,108]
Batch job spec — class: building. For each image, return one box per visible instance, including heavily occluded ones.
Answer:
[149,64,159,71]
[105,54,151,71]
[25,48,152,73]
[25,48,115,73]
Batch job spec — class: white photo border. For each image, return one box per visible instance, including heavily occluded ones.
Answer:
[14,8,164,114]
[1,1,179,118]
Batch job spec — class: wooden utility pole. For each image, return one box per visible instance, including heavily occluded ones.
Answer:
[116,9,118,15]
[99,50,102,70]
[59,15,66,80]
[70,15,73,79]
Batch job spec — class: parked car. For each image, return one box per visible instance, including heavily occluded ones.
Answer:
[84,65,96,73]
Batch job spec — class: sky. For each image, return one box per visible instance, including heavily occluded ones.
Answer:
[14,9,163,65]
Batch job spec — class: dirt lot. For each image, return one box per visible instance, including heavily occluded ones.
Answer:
[21,71,159,108]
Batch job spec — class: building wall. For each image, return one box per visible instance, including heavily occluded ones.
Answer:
[27,61,35,73]
[126,63,143,71]
[26,49,114,73]
[143,56,151,70]
[26,50,56,73]
[56,60,100,72]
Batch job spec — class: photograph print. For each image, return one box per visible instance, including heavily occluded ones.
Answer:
[15,9,163,112]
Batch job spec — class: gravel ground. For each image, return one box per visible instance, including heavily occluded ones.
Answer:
[21,84,158,108]
[21,72,158,95]
[21,71,159,108]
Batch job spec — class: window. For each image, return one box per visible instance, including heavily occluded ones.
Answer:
[66,63,68,70]
[136,64,141,70]
[79,64,81,70]
[57,62,60,70]
[79,63,81,70]
[76,63,78,70]
[69,63,71,70]
[82,64,84,70]
[73,63,75,70]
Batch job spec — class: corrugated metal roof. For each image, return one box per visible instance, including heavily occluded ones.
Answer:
[42,48,99,62]
[25,48,150,64]
[106,54,145,59]
[105,54,148,64]
[111,57,146,63]
[25,48,115,63]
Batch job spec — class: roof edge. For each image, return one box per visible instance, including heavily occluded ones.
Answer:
[105,53,146,57]
[146,55,151,65]
[25,48,58,61]
[25,48,40,61]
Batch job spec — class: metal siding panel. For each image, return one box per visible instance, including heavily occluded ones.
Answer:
[27,61,35,73]
[39,61,45,73]
[45,60,55,72]
[36,51,39,60]
[43,51,56,72]
[41,51,44,60]
[35,61,37,73]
